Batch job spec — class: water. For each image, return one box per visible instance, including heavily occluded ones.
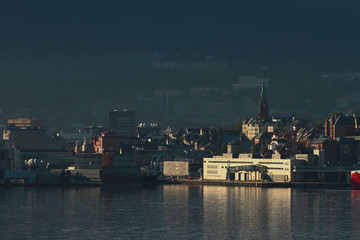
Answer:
[0,185,359,240]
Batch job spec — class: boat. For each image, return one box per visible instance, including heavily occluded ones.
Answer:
[351,170,360,189]
[101,153,157,185]
[141,165,158,186]
[101,166,142,184]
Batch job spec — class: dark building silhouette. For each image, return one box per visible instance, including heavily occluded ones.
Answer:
[108,110,136,137]
[324,113,359,140]
[258,81,269,119]
[3,127,47,151]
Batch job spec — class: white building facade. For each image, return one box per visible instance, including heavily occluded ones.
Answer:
[203,153,305,182]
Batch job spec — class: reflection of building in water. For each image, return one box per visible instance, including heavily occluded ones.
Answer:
[162,185,191,237]
[352,190,360,230]
[291,189,353,239]
[202,186,233,237]
[202,186,291,239]
[161,185,204,239]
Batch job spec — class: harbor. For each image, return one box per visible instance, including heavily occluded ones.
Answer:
[0,170,352,189]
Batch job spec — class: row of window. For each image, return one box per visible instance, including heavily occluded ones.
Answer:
[207,165,218,169]
[207,167,289,171]
[207,161,254,164]
[258,162,284,165]
[207,160,288,165]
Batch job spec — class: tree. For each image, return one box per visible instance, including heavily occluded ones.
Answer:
[250,143,261,154]
[218,143,227,154]
[234,120,244,131]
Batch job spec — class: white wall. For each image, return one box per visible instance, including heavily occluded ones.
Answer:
[203,155,297,182]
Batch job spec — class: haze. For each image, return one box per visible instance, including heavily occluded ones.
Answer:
[1,0,360,130]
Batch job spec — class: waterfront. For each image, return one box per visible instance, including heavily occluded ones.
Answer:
[0,185,360,240]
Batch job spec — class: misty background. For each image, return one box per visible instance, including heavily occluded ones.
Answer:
[1,0,360,131]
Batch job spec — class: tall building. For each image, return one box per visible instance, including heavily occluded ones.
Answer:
[258,81,269,119]
[3,127,47,150]
[3,118,47,151]
[108,110,136,136]
[7,118,43,129]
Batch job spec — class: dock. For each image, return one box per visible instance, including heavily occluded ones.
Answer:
[166,179,351,188]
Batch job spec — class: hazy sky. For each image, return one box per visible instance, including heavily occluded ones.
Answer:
[1,1,360,106]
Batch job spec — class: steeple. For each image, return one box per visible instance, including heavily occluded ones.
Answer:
[258,81,269,119]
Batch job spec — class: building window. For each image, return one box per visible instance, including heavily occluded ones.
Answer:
[258,162,284,165]
[207,165,218,169]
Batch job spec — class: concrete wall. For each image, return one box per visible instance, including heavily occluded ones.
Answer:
[163,161,189,177]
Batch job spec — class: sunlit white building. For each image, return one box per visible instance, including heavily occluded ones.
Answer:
[203,153,305,182]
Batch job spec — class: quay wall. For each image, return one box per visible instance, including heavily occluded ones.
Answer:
[168,179,351,188]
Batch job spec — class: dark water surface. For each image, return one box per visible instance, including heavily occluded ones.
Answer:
[0,185,359,240]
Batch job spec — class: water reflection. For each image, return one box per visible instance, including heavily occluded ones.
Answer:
[201,186,291,239]
[162,185,205,238]
[0,186,357,239]
[290,188,353,239]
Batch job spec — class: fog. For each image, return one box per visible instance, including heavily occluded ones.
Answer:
[1,0,360,129]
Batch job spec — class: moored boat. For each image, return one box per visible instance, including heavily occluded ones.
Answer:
[101,153,157,186]
[351,170,360,189]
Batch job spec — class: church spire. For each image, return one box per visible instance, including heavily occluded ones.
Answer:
[258,81,269,119]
